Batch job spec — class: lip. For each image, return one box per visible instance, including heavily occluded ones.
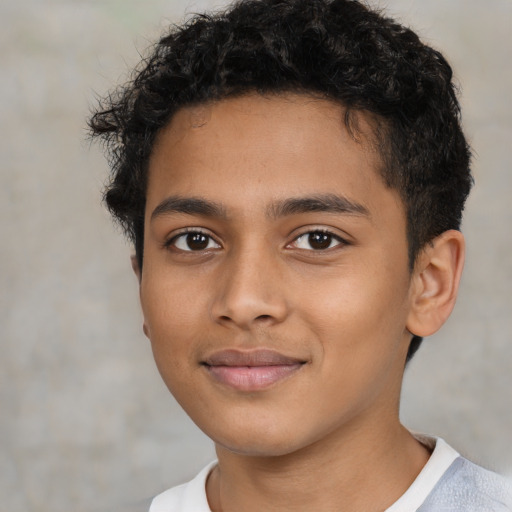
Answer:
[202,349,306,391]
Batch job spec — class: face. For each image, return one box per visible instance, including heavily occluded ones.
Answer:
[140,93,415,457]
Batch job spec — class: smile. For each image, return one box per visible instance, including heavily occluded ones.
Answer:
[202,349,306,392]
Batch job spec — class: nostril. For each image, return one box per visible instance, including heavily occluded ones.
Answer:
[256,315,273,321]
[212,292,288,328]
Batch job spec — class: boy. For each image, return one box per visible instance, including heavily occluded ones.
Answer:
[89,0,511,510]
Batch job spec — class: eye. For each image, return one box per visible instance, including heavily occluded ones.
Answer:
[291,230,345,251]
[169,231,221,252]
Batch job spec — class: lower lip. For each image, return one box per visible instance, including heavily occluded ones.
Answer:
[205,364,303,391]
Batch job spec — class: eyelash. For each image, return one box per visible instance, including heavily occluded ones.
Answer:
[165,228,348,253]
[165,229,220,252]
[289,229,347,251]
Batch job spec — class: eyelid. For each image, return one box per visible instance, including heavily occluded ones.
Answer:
[164,227,221,251]
[287,227,350,251]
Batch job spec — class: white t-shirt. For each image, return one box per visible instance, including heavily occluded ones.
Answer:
[149,436,512,511]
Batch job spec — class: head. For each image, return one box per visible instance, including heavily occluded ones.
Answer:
[89,1,471,365]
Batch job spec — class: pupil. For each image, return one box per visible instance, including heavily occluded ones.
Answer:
[187,233,209,250]
[308,232,331,250]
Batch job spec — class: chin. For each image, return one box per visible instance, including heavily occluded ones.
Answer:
[205,418,318,459]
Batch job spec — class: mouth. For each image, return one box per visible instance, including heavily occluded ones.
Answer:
[202,349,306,392]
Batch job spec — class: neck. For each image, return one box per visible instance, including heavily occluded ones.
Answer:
[206,420,430,512]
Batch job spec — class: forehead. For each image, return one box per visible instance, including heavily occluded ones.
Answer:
[147,93,395,216]
[154,93,381,157]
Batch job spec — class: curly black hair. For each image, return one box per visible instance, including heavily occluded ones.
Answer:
[89,0,472,362]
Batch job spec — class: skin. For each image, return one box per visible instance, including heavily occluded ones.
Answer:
[137,93,465,511]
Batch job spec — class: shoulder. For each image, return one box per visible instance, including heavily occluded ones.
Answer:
[148,461,217,512]
[419,456,512,512]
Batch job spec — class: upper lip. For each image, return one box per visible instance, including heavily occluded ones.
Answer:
[203,349,305,367]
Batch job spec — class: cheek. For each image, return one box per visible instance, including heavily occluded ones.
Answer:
[296,272,410,419]
[142,265,207,329]
[295,259,411,357]
[140,271,207,374]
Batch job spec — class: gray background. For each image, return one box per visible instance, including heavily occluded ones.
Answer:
[1,1,511,511]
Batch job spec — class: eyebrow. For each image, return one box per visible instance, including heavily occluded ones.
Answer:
[151,196,227,221]
[268,194,370,219]
[150,193,369,222]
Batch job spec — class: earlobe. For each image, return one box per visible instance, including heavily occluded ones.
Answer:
[406,230,465,337]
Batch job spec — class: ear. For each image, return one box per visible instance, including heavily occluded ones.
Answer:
[406,230,465,337]
[131,254,142,283]
[130,255,150,338]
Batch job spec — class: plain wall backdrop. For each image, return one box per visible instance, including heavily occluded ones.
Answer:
[1,1,511,511]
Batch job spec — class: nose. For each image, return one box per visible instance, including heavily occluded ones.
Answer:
[211,245,289,330]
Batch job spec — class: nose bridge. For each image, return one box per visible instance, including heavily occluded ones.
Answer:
[211,238,288,328]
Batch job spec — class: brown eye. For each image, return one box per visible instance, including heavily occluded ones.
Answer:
[186,233,209,250]
[308,232,333,250]
[171,231,220,251]
[292,230,344,251]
